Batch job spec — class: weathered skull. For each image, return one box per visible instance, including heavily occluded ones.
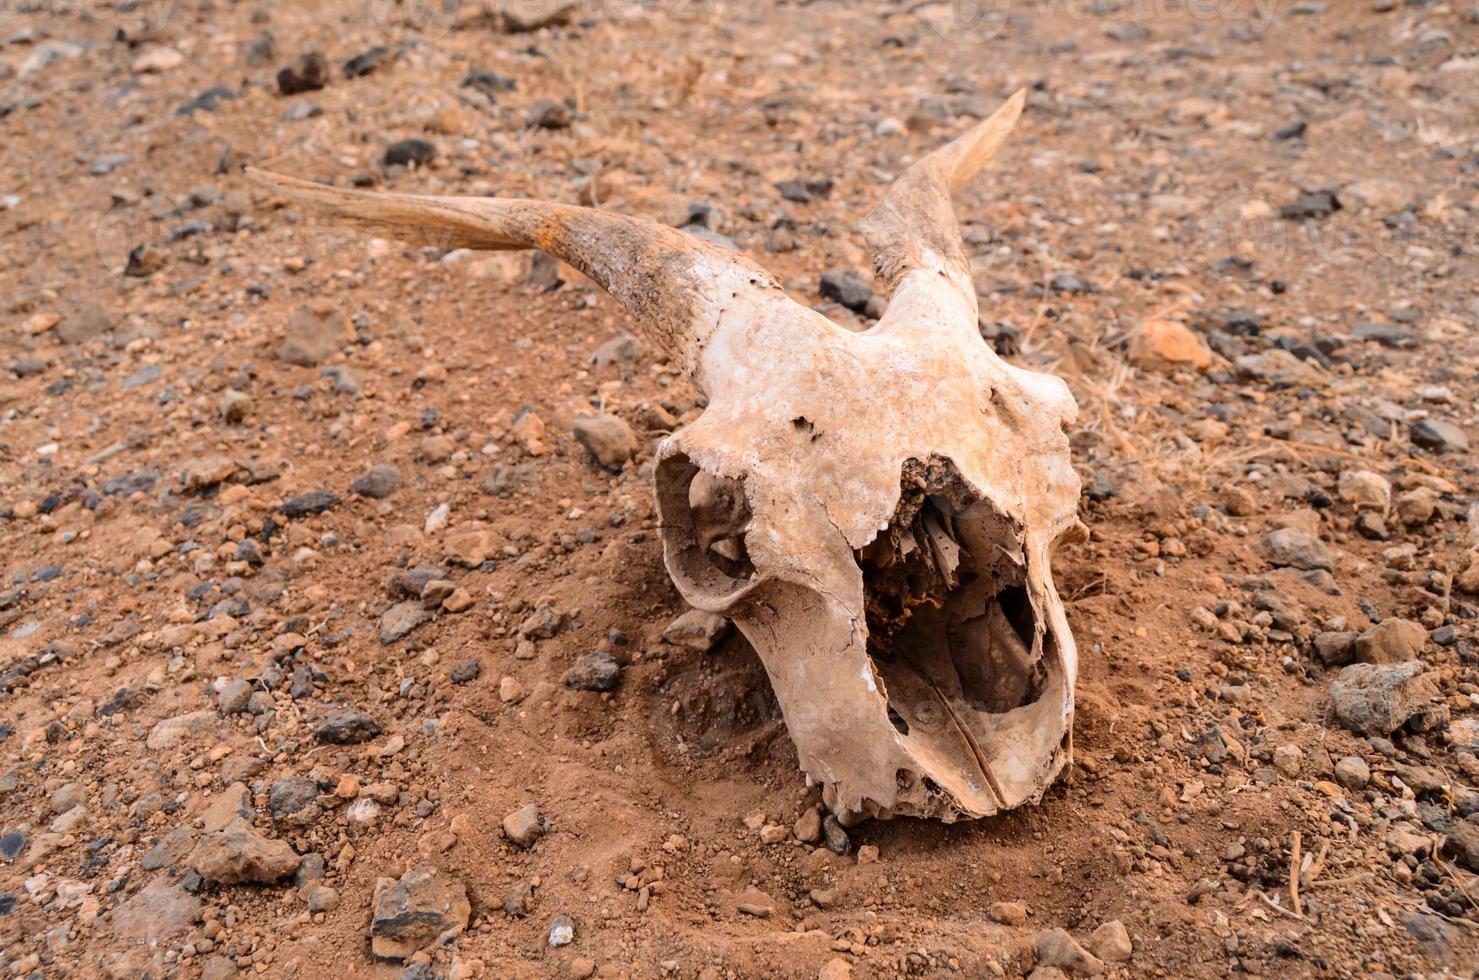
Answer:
[251,89,1084,821]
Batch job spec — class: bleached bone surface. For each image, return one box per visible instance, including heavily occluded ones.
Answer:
[250,88,1084,821]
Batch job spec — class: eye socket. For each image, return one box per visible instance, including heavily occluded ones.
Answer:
[655,453,757,603]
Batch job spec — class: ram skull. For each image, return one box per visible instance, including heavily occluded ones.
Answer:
[249,88,1084,821]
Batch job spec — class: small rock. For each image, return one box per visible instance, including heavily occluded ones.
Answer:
[352,465,402,499]
[572,413,636,470]
[112,878,202,945]
[1272,744,1304,777]
[547,914,575,947]
[1089,920,1132,963]
[988,901,1028,926]
[527,99,572,129]
[306,884,340,913]
[268,776,319,819]
[1354,618,1427,665]
[504,880,535,916]
[219,390,252,423]
[1337,470,1391,513]
[279,490,339,518]
[822,815,849,855]
[1259,528,1332,572]
[662,609,730,651]
[217,678,253,714]
[277,52,329,95]
[819,270,872,312]
[1130,318,1213,371]
[314,707,383,744]
[1034,928,1104,976]
[793,808,821,843]
[502,803,543,849]
[188,819,299,884]
[279,303,351,366]
[1334,756,1370,789]
[450,659,481,684]
[564,651,620,692]
[371,866,470,961]
[1411,418,1469,453]
[380,601,432,644]
[1329,660,1439,735]
[384,139,437,168]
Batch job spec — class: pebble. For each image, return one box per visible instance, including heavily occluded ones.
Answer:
[351,464,402,499]
[662,609,730,651]
[380,601,432,644]
[112,878,202,945]
[1259,528,1332,572]
[277,52,329,95]
[1411,418,1468,453]
[450,659,481,684]
[188,819,300,884]
[1329,660,1439,735]
[819,270,872,312]
[572,413,637,470]
[502,803,543,849]
[1337,470,1391,512]
[822,815,849,855]
[504,880,535,916]
[1354,618,1427,665]
[1331,755,1369,791]
[371,866,470,961]
[1089,920,1132,962]
[527,99,572,129]
[313,707,383,744]
[1034,928,1105,976]
[279,303,351,366]
[988,901,1028,926]
[548,913,575,947]
[384,139,437,168]
[565,651,620,692]
[279,490,340,517]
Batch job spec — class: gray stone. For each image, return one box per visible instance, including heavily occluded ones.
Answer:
[502,803,543,849]
[112,878,202,944]
[1035,928,1105,976]
[279,304,349,366]
[371,866,470,961]
[573,413,636,470]
[1329,660,1439,735]
[564,651,620,692]
[188,819,300,884]
[351,464,402,499]
[1259,527,1332,572]
[380,601,431,644]
[141,826,195,871]
[1334,755,1370,789]
[1411,418,1468,453]
[314,707,382,744]
[662,609,730,651]
[218,678,252,714]
[268,776,319,819]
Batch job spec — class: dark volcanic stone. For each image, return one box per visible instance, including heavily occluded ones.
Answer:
[1280,190,1340,220]
[564,652,619,692]
[314,707,382,745]
[279,490,340,517]
[383,139,437,168]
[343,46,393,78]
[277,52,329,95]
[819,271,872,312]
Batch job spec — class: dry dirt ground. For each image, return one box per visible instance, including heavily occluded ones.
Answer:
[2,0,1479,977]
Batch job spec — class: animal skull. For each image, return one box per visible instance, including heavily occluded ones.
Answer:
[249,89,1084,821]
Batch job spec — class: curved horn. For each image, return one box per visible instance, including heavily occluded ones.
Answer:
[859,89,1026,305]
[246,168,784,378]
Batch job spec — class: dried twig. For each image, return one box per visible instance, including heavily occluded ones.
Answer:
[1257,890,1306,921]
[1290,831,1304,917]
[1306,873,1373,890]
